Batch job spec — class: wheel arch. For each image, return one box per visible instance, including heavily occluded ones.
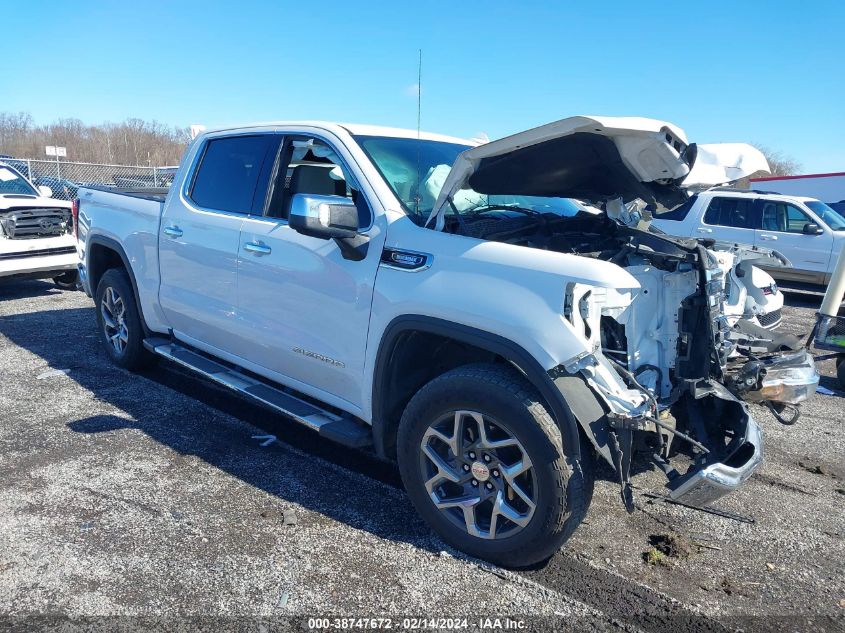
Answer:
[372,315,582,462]
[87,235,149,336]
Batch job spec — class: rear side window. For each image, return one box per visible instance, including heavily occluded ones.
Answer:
[190,135,275,213]
[703,197,754,228]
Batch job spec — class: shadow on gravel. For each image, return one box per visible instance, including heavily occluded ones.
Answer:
[783,288,845,315]
[0,304,438,559]
[0,279,67,300]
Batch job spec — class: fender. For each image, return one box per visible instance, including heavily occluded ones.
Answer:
[372,315,582,462]
[85,234,150,336]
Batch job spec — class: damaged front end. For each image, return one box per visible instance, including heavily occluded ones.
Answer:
[551,220,817,509]
[426,114,818,509]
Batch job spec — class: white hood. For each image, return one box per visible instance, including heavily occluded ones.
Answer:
[0,194,72,211]
[683,143,769,190]
[427,115,769,230]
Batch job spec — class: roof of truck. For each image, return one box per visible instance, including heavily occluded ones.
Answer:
[201,121,476,146]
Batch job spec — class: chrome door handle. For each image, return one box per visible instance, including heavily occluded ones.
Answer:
[244,241,272,255]
[696,227,713,233]
[163,225,183,238]
[759,233,777,241]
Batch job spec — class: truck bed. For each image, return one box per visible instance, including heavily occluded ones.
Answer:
[77,185,167,322]
[80,185,169,203]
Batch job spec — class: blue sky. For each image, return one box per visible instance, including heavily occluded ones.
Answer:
[2,1,843,172]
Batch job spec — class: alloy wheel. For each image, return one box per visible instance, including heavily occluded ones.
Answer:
[100,286,129,355]
[419,410,536,540]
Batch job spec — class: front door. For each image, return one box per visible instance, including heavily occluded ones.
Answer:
[755,200,834,283]
[158,132,280,354]
[235,134,384,411]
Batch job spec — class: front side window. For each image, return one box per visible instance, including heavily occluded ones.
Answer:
[703,197,754,228]
[0,165,38,196]
[190,135,275,213]
[805,200,845,231]
[265,136,369,226]
[760,202,814,233]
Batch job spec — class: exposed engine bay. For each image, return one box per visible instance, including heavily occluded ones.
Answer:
[446,206,819,509]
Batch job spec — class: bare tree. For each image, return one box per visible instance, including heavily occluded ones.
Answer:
[751,143,802,177]
[0,112,190,166]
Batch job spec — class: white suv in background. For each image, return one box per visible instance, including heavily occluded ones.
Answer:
[652,188,845,286]
[0,162,78,288]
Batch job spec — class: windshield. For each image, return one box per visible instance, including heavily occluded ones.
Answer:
[354,135,587,221]
[0,165,38,196]
[805,200,845,231]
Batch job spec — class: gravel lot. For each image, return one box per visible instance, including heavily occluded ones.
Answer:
[0,280,843,632]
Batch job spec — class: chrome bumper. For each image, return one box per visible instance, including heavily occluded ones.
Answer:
[667,415,763,507]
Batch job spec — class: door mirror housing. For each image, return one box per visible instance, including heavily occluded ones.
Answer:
[289,193,359,240]
[802,222,824,235]
[38,185,53,198]
[288,193,370,261]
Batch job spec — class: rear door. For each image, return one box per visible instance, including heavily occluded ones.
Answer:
[158,132,280,354]
[695,195,758,246]
[234,133,384,410]
[755,200,833,282]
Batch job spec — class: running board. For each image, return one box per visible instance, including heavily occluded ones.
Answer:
[143,338,372,448]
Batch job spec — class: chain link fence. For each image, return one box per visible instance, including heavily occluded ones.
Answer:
[0,157,176,201]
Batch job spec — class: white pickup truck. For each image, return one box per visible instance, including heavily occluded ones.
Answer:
[76,116,818,567]
[0,162,78,287]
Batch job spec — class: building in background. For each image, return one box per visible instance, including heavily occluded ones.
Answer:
[750,172,845,207]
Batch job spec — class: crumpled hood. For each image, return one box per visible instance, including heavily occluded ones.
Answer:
[0,194,71,211]
[428,115,769,230]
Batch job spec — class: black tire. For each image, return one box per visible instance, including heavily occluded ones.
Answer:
[397,363,593,568]
[52,270,79,290]
[837,357,845,390]
[94,268,152,371]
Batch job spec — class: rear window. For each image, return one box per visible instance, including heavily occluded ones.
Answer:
[703,197,754,228]
[190,135,274,213]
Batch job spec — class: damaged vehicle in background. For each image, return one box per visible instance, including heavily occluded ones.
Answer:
[0,161,78,288]
[78,116,819,567]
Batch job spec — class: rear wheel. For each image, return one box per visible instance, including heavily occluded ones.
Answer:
[397,363,593,568]
[94,268,152,371]
[837,357,845,390]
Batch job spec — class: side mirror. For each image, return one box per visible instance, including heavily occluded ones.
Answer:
[289,193,369,261]
[289,193,358,239]
[802,222,823,235]
[38,185,53,198]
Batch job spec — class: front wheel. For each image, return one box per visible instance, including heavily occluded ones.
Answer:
[397,363,593,568]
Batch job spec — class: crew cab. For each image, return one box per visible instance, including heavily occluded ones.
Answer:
[652,188,845,285]
[0,162,78,287]
[76,117,819,567]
